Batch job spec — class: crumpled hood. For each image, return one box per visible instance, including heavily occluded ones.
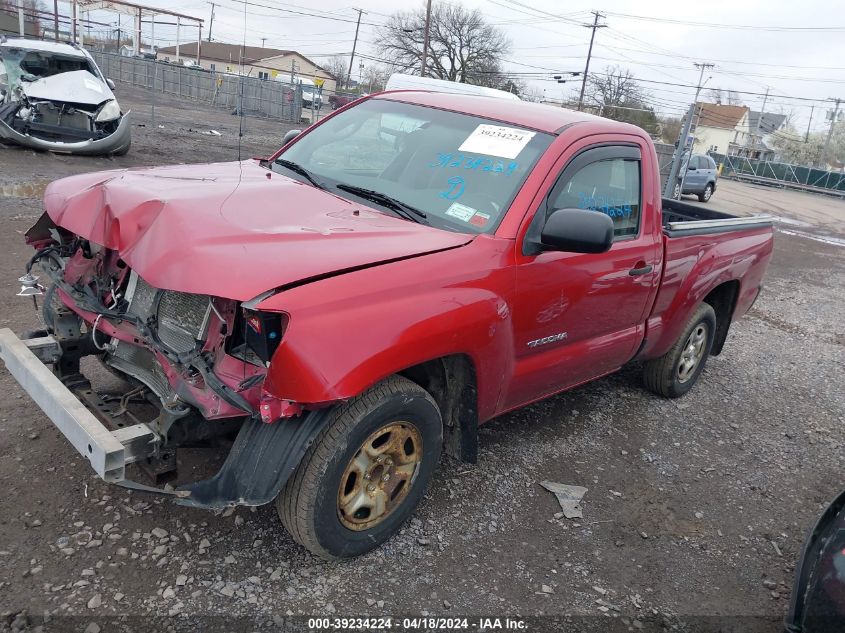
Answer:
[43,160,473,301]
[22,70,114,106]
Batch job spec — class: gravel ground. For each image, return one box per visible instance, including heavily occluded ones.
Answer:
[0,87,843,633]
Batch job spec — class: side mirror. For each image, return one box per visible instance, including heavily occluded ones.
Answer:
[540,208,614,254]
[281,129,301,146]
[688,164,697,171]
[105,78,116,90]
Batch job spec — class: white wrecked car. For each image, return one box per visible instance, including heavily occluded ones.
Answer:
[0,38,130,155]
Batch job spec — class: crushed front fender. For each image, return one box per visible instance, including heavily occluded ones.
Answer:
[0,111,131,156]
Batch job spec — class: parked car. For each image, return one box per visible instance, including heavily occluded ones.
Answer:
[0,92,773,560]
[328,91,359,110]
[298,77,322,110]
[674,153,718,202]
[0,37,130,155]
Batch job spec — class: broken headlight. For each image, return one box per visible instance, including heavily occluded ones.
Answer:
[228,308,289,365]
[95,99,121,123]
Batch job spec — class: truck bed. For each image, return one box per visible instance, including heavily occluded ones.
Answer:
[662,198,772,237]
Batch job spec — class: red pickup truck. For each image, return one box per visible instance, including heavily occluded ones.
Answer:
[0,91,773,559]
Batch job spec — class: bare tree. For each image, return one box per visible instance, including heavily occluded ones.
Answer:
[323,56,348,87]
[584,65,659,135]
[361,64,391,93]
[707,88,724,105]
[376,4,510,83]
[660,116,682,144]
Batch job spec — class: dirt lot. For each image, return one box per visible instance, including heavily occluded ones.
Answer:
[0,87,843,632]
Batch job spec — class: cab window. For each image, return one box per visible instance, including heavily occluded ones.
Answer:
[548,157,641,239]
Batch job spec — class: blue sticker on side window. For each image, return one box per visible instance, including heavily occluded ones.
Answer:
[577,192,634,218]
[429,152,519,176]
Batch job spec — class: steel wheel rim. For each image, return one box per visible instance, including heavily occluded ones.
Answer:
[677,323,708,383]
[704,186,712,200]
[337,422,423,531]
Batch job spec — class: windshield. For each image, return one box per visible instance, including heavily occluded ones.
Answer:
[273,98,553,233]
[0,48,99,99]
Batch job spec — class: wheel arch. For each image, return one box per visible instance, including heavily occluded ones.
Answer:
[702,279,740,356]
[398,354,479,463]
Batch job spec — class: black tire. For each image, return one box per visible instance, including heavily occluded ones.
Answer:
[276,375,442,560]
[643,303,716,398]
[698,183,713,203]
[673,182,681,200]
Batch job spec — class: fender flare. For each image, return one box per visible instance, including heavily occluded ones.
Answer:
[176,409,332,509]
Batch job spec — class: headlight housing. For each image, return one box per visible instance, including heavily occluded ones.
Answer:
[228,308,289,365]
[95,99,121,123]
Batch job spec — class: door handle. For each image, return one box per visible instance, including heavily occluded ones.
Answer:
[629,264,653,276]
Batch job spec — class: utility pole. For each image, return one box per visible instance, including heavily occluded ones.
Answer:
[677,62,714,195]
[53,0,59,40]
[260,37,266,47]
[755,87,769,137]
[346,8,364,90]
[752,86,770,157]
[17,0,24,36]
[664,103,696,199]
[805,105,814,143]
[693,62,714,102]
[577,11,606,111]
[420,0,432,77]
[207,2,215,42]
[821,97,842,167]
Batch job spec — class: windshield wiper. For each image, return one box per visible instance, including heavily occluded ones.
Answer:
[274,159,326,190]
[336,184,428,224]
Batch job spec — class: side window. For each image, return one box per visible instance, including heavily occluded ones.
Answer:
[549,157,641,239]
[708,157,717,170]
[690,156,702,169]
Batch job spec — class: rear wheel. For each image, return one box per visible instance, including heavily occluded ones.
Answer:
[276,375,442,559]
[698,183,713,202]
[643,303,716,398]
[673,182,681,199]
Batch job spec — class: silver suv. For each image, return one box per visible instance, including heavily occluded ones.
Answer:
[675,153,718,202]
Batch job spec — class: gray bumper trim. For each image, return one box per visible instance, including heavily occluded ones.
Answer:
[0,111,131,156]
[0,327,153,482]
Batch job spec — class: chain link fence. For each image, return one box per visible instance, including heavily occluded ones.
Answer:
[711,152,845,197]
[90,51,302,123]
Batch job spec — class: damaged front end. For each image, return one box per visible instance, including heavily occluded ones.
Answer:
[0,214,316,507]
[0,42,131,155]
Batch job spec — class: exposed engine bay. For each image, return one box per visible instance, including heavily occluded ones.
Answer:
[22,214,288,482]
[0,38,131,155]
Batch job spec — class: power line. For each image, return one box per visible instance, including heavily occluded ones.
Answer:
[601,11,845,32]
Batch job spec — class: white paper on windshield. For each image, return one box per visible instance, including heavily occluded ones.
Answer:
[458,124,536,159]
[445,202,477,222]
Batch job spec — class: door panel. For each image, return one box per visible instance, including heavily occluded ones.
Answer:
[504,140,661,410]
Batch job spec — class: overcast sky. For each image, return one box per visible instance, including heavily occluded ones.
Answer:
[70,0,843,135]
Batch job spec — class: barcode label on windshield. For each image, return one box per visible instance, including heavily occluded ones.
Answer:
[458,124,536,159]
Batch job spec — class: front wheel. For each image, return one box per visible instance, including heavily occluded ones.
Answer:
[698,183,713,202]
[276,375,442,559]
[643,303,716,398]
[673,182,681,200]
